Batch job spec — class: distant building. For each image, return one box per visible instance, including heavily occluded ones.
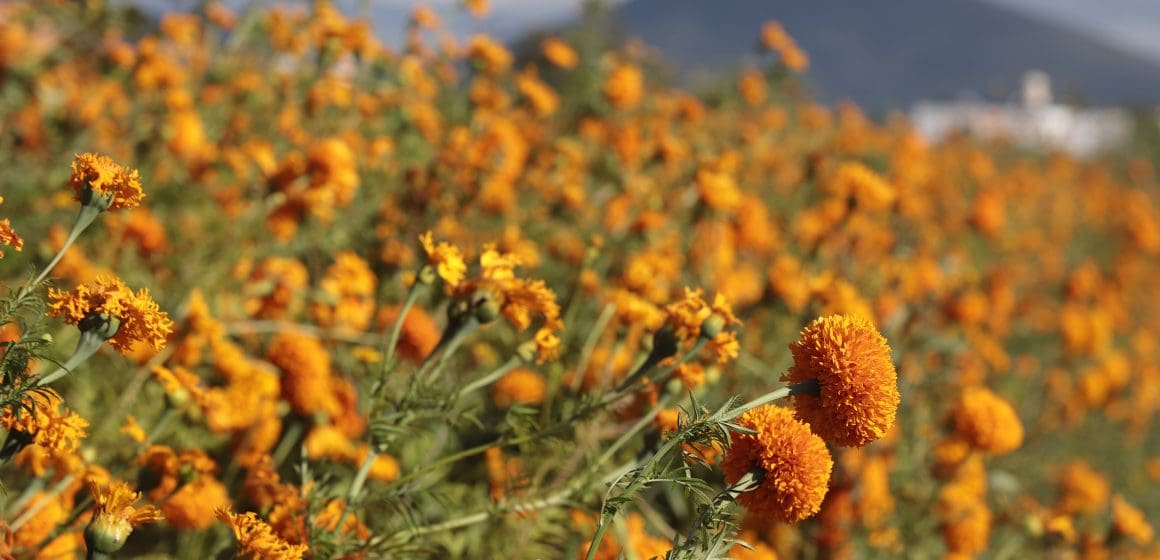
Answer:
[910,71,1132,157]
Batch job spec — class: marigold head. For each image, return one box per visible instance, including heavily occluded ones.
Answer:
[782,314,899,447]
[952,386,1024,455]
[419,231,467,289]
[0,209,22,259]
[47,275,173,353]
[722,404,833,523]
[85,479,163,554]
[68,153,145,211]
[216,508,309,560]
[491,368,546,408]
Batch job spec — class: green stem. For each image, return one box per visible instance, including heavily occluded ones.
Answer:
[271,418,308,469]
[10,474,76,532]
[423,318,477,384]
[145,408,179,444]
[36,330,106,387]
[381,282,424,374]
[457,355,520,398]
[32,205,101,286]
[723,381,813,422]
[583,521,612,560]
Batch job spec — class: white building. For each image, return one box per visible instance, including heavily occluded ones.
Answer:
[910,71,1133,157]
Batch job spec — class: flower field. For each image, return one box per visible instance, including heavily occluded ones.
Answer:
[0,1,1158,558]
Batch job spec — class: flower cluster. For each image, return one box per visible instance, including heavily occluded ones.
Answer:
[47,274,173,352]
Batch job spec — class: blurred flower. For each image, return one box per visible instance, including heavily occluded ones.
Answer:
[783,314,899,447]
[312,251,377,331]
[952,386,1024,455]
[541,37,578,69]
[491,368,545,408]
[603,62,643,109]
[0,197,22,259]
[723,404,832,523]
[419,231,467,288]
[1111,494,1154,546]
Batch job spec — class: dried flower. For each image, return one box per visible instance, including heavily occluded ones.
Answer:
[722,405,833,523]
[782,314,899,447]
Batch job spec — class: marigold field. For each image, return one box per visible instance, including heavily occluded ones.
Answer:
[1,1,1158,559]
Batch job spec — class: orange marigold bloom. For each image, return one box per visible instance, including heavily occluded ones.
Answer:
[85,480,163,554]
[47,275,173,353]
[377,304,441,362]
[664,288,742,364]
[828,162,896,213]
[216,509,309,560]
[0,197,22,259]
[952,387,1024,455]
[1056,461,1110,515]
[163,476,231,530]
[491,368,546,408]
[68,153,145,210]
[467,34,512,76]
[312,251,377,331]
[541,37,578,69]
[0,391,88,465]
[782,314,899,447]
[266,333,340,417]
[603,62,644,109]
[151,364,207,407]
[456,246,563,357]
[1111,494,1154,546]
[722,405,833,523]
[419,231,467,288]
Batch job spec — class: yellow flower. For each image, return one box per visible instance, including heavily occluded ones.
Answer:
[47,275,173,353]
[457,245,563,336]
[151,364,207,407]
[1056,461,1109,515]
[952,387,1024,455]
[0,391,88,465]
[782,314,899,447]
[84,480,163,554]
[419,231,467,288]
[216,509,309,560]
[68,153,145,211]
[722,405,832,523]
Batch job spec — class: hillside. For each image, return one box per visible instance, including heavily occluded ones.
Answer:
[615,0,1160,110]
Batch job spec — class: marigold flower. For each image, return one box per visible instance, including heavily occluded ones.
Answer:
[782,314,899,447]
[722,405,833,523]
[0,391,88,470]
[456,245,563,340]
[242,256,309,320]
[163,476,231,530]
[47,274,173,353]
[467,34,511,76]
[216,508,309,560]
[84,480,163,554]
[1056,461,1109,515]
[1111,494,1154,546]
[0,197,22,259]
[952,387,1024,455]
[311,251,377,331]
[664,288,741,364]
[419,231,467,288]
[603,62,644,109]
[68,153,145,210]
[541,37,578,69]
[377,304,441,362]
[491,367,546,408]
[266,333,341,417]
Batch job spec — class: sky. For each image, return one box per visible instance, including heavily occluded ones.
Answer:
[134,0,1160,63]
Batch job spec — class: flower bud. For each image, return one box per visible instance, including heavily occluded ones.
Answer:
[700,313,727,340]
[85,513,132,554]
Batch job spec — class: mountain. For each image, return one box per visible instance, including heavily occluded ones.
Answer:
[614,0,1160,111]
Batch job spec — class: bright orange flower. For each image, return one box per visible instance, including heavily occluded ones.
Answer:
[603,62,643,109]
[84,480,163,554]
[0,197,22,259]
[782,314,899,447]
[491,368,546,408]
[952,387,1024,455]
[216,509,309,560]
[722,405,832,523]
[68,153,144,210]
[419,231,467,288]
[541,37,578,69]
[47,275,173,353]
